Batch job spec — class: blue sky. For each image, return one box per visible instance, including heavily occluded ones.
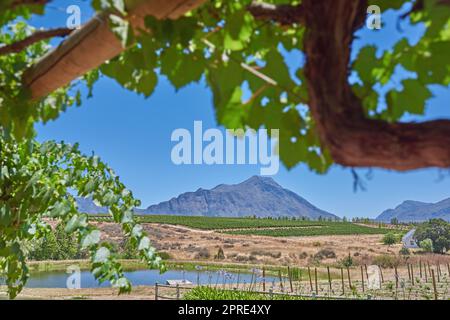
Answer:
[32,1,450,218]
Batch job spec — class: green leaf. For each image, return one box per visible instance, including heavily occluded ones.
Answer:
[81,230,101,248]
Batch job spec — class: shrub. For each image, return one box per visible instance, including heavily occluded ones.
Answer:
[194,248,210,260]
[419,238,434,253]
[382,233,398,246]
[372,254,400,268]
[29,224,85,261]
[313,248,336,260]
[399,247,410,256]
[214,247,225,260]
[340,253,354,267]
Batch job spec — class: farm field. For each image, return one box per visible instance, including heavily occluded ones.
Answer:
[90,215,393,236]
[223,224,391,237]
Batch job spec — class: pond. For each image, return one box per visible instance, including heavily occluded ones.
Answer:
[20,268,279,288]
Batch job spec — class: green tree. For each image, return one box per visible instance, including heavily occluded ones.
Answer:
[415,219,450,254]
[1,0,450,299]
[382,233,398,246]
[419,238,434,253]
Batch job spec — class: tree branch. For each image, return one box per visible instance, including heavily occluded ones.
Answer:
[247,1,304,25]
[10,0,49,9]
[0,28,73,56]
[303,0,450,171]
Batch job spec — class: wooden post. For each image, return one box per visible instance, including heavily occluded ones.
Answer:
[155,282,159,300]
[278,270,284,292]
[379,266,384,283]
[427,261,432,277]
[419,260,422,278]
[347,267,352,288]
[394,266,399,289]
[411,264,415,284]
[314,268,318,295]
[437,267,440,283]
[364,264,368,280]
[262,268,266,292]
[308,267,313,292]
[22,0,207,99]
[341,268,345,295]
[447,263,450,276]
[431,269,438,300]
[327,266,332,292]
[407,263,411,281]
[424,265,428,282]
[176,284,180,299]
[288,266,293,293]
[360,266,365,293]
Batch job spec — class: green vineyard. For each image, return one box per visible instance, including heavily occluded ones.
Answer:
[90,214,393,236]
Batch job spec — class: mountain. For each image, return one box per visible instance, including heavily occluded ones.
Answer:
[141,176,338,219]
[376,198,450,222]
[76,176,337,219]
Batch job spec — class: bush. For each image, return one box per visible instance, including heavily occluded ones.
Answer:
[372,254,400,268]
[29,224,86,261]
[214,247,225,260]
[340,253,353,267]
[399,247,410,256]
[419,238,434,253]
[382,232,398,246]
[194,248,211,260]
[313,248,336,260]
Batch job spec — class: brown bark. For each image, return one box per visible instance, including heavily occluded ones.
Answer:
[247,2,304,25]
[0,28,72,56]
[302,0,450,171]
[22,0,206,99]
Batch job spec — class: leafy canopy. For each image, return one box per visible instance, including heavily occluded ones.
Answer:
[0,0,449,298]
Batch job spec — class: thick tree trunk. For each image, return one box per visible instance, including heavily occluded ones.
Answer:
[23,0,205,99]
[303,0,450,171]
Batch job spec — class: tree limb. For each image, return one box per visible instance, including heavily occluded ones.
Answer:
[0,28,73,56]
[10,0,49,9]
[247,1,304,25]
[303,0,450,171]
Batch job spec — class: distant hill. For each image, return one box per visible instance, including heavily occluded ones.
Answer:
[77,176,338,219]
[141,176,338,219]
[376,198,450,222]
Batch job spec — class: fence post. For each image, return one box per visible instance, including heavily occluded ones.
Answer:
[287,266,293,293]
[176,284,180,300]
[407,264,411,281]
[278,270,284,292]
[155,282,159,301]
[431,269,438,300]
[347,267,352,288]
[394,266,398,289]
[262,267,266,292]
[447,263,450,276]
[411,264,415,285]
[379,266,384,283]
[360,266,365,293]
[419,260,422,279]
[308,267,313,292]
[314,268,318,295]
[327,266,332,292]
[340,268,345,295]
